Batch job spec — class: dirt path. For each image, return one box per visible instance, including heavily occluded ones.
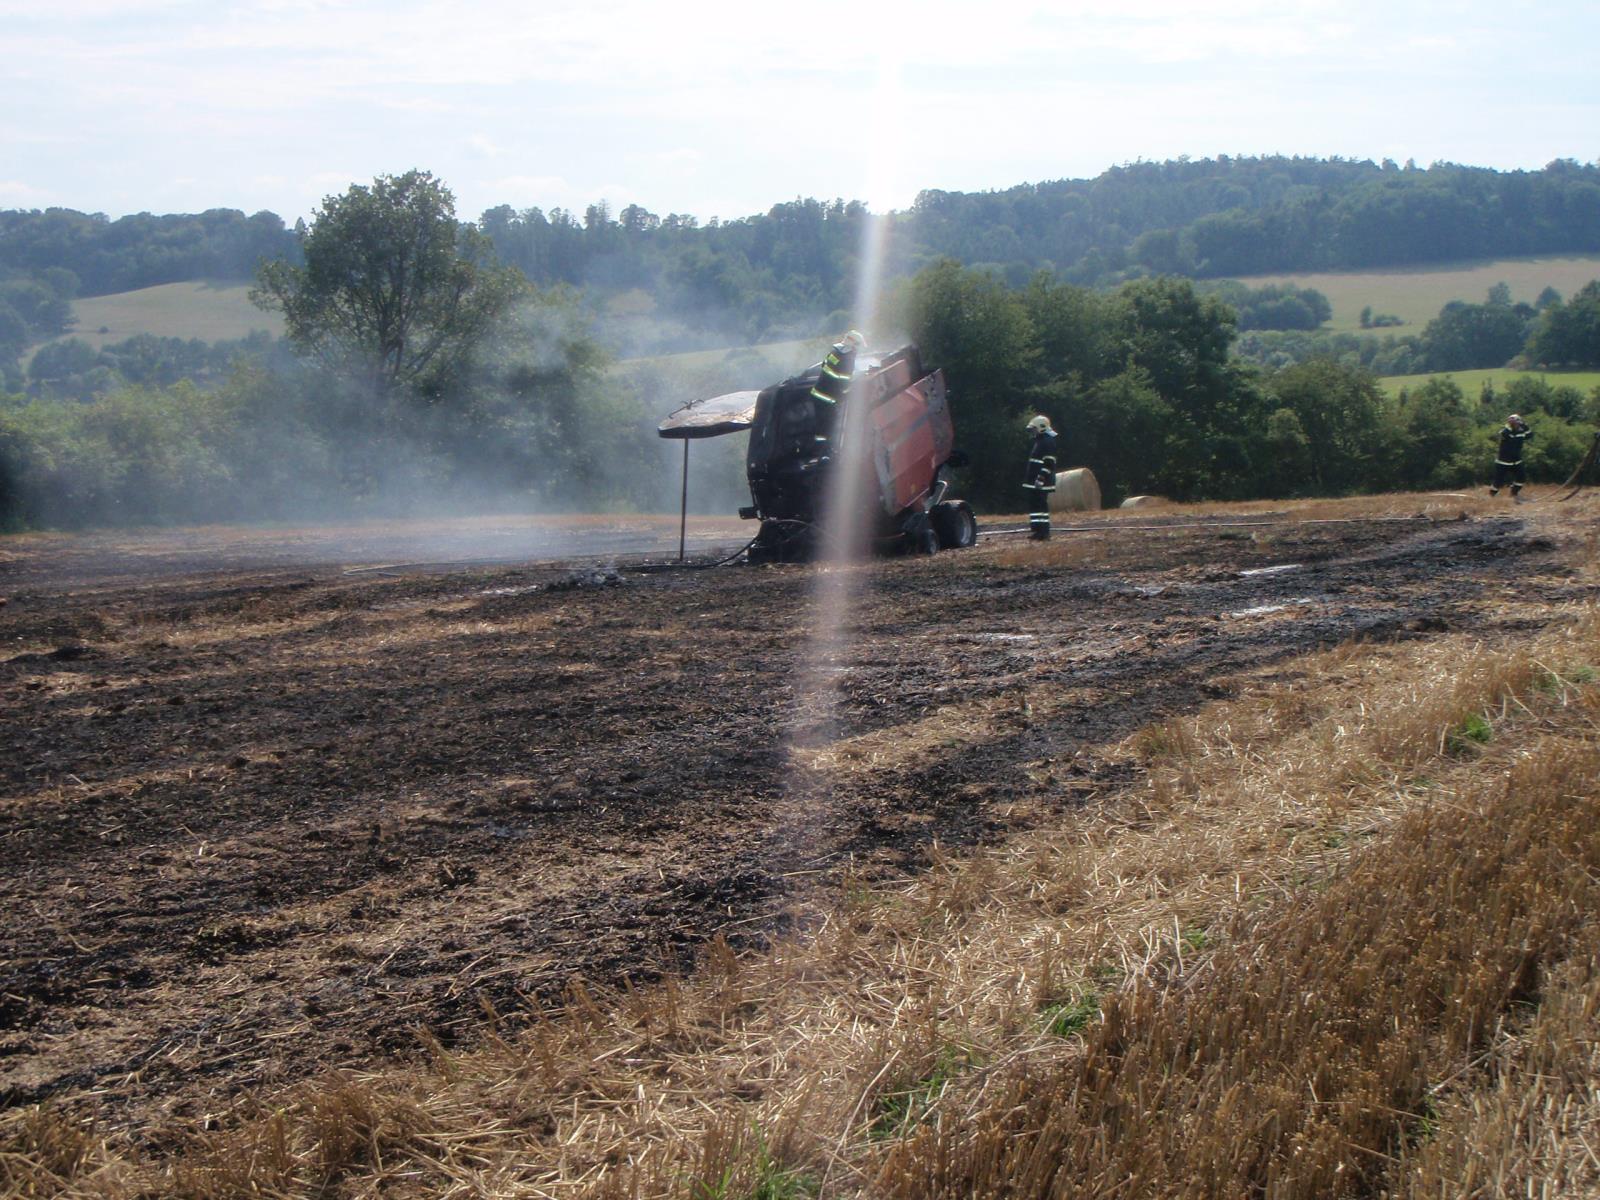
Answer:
[0,507,1583,1135]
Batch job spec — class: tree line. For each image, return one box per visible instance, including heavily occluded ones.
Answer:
[3,168,1598,533]
[0,175,701,530]
[3,156,1597,361]
[0,208,298,296]
[1233,280,1600,376]
[897,262,1600,512]
[476,158,1600,349]
[0,208,298,387]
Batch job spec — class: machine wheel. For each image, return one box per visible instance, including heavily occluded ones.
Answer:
[930,500,978,549]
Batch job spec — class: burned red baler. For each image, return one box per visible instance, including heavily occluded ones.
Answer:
[659,344,976,563]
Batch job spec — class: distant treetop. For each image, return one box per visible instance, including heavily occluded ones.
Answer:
[4,157,1597,338]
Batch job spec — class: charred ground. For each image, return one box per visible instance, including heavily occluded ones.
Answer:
[0,502,1583,1137]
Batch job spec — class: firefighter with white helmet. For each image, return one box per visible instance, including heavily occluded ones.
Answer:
[1023,414,1058,539]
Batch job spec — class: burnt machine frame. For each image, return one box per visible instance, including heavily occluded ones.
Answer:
[657,343,976,562]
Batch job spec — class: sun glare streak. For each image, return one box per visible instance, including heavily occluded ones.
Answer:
[777,57,907,860]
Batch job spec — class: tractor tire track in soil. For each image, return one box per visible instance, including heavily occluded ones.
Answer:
[0,513,1581,1134]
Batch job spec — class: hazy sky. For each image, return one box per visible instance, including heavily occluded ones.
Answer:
[2,0,1596,224]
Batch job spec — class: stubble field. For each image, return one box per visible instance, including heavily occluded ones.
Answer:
[3,493,1598,1196]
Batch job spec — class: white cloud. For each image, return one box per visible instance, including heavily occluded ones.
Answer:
[0,0,186,16]
[0,180,55,204]
[377,96,460,115]
[288,171,365,209]
[9,0,1559,130]
[633,148,705,170]
[486,174,578,209]
[5,0,1595,219]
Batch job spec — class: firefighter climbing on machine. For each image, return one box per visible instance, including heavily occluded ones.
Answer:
[809,329,865,457]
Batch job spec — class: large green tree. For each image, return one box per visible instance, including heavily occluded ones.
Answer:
[1420,298,1534,370]
[253,170,525,399]
[1263,359,1389,492]
[1526,280,1600,367]
[1110,276,1263,497]
[1395,378,1472,488]
[901,259,1038,504]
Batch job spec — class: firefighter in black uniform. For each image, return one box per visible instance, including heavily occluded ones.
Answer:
[1489,413,1533,500]
[1023,414,1058,539]
[809,329,865,457]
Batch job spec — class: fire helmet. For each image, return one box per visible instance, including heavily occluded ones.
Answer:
[843,329,866,350]
[1026,415,1052,433]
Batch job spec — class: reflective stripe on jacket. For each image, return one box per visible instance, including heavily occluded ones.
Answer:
[809,342,857,406]
[1496,424,1532,466]
[1023,430,1058,491]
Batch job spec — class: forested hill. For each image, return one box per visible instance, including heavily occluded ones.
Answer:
[3,157,1598,350]
[910,156,1600,279]
[0,208,299,297]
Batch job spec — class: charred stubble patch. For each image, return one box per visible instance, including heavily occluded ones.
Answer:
[0,512,1584,1130]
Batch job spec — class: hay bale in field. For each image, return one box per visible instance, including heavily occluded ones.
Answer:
[1049,467,1100,512]
[1120,494,1168,509]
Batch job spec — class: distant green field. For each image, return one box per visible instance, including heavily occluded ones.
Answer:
[617,337,821,374]
[1238,256,1600,334]
[1376,367,1600,399]
[37,277,819,378]
[60,281,283,351]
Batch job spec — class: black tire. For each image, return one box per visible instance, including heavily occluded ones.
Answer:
[930,500,978,549]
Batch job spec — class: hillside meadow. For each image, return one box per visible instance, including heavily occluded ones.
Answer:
[1238,254,1600,333]
[1376,365,1600,398]
[40,256,1600,368]
[56,281,283,353]
[616,336,821,374]
[42,279,813,376]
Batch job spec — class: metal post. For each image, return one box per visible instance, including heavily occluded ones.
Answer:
[678,438,690,562]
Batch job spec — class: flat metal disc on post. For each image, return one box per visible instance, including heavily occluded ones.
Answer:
[657,391,761,439]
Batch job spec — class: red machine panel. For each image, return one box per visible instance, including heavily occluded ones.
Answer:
[866,370,952,517]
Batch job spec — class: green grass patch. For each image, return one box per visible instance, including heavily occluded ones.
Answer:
[1375,366,1600,398]
[747,1158,820,1200]
[1533,664,1598,695]
[1237,255,1600,334]
[1091,961,1124,988]
[1043,991,1101,1038]
[870,1048,973,1139]
[617,337,821,374]
[689,1128,819,1200]
[1445,711,1493,753]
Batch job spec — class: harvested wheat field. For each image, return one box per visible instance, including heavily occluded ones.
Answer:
[4,493,1600,1198]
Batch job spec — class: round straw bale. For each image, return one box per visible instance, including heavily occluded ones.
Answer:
[1119,494,1168,509]
[1049,467,1101,512]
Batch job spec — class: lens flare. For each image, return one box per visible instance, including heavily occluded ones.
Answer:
[779,59,907,860]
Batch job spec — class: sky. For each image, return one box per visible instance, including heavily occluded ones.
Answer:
[2,0,1597,225]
